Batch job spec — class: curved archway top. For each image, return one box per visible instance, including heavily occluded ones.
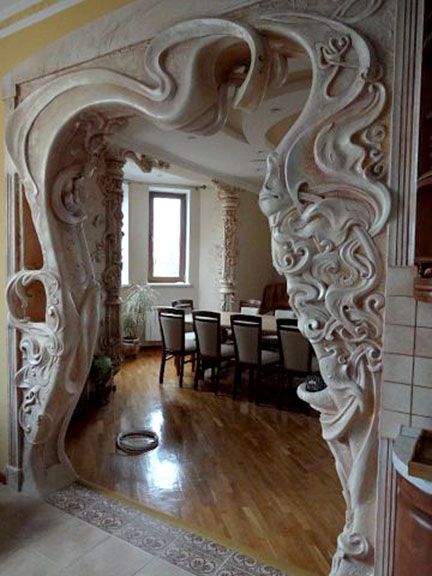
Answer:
[6,13,387,235]
[5,10,394,576]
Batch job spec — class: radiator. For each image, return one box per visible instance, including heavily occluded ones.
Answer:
[145,307,161,342]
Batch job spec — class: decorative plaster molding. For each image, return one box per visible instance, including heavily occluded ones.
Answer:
[121,150,170,173]
[4,8,396,575]
[331,0,385,24]
[387,0,424,266]
[257,14,390,576]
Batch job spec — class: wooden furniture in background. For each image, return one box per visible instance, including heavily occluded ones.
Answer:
[393,427,432,575]
[259,282,289,314]
[394,475,432,575]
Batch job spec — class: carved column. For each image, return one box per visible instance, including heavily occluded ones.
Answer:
[91,138,169,371]
[214,181,240,311]
[97,151,125,372]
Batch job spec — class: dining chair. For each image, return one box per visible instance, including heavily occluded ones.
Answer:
[277,318,316,408]
[239,299,262,315]
[172,299,194,333]
[274,308,297,320]
[230,314,279,403]
[171,299,194,313]
[192,311,235,394]
[158,307,196,387]
[262,310,297,350]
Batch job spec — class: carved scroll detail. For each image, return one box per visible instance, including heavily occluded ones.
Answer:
[258,18,390,576]
[6,10,391,574]
[332,0,385,24]
[6,270,62,444]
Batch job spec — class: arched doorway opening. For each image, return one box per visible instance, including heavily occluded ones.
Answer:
[5,13,390,576]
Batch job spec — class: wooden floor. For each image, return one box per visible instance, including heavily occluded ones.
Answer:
[66,349,345,575]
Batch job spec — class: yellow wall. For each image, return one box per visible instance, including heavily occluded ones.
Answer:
[0,0,135,473]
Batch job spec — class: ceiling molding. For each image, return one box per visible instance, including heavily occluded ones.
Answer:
[0,0,41,22]
[0,0,83,39]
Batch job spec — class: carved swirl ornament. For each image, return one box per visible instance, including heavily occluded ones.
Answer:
[6,270,63,445]
[6,11,390,575]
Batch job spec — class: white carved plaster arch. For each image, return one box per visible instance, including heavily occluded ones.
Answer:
[5,10,391,576]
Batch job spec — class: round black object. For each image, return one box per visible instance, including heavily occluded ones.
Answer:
[116,430,159,454]
[305,374,327,392]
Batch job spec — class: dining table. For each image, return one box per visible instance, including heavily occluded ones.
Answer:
[185,311,298,334]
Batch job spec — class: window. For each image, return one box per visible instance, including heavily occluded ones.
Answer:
[148,191,187,283]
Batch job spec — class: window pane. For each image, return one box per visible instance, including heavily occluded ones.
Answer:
[152,197,182,278]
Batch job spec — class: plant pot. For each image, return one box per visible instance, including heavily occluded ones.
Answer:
[89,355,114,406]
[122,337,140,358]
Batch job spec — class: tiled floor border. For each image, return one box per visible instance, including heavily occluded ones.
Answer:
[47,480,313,576]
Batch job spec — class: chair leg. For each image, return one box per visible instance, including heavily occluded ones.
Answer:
[179,356,184,388]
[288,374,294,405]
[255,368,261,405]
[233,365,241,399]
[211,366,216,392]
[248,368,254,402]
[159,354,166,384]
[277,368,285,409]
[175,357,180,376]
[194,357,201,390]
[215,364,220,396]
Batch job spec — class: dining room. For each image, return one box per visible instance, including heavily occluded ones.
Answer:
[52,27,350,573]
[66,148,344,576]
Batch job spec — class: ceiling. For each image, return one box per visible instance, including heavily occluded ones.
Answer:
[1,1,312,191]
[120,53,311,193]
[123,161,204,188]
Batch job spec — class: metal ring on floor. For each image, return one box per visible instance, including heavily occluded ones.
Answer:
[116,430,159,454]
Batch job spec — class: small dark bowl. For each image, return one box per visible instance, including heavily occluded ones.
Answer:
[305,374,327,392]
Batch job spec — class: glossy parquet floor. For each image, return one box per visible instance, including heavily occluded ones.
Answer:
[66,350,345,575]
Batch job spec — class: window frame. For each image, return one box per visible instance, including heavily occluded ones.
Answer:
[148,190,187,283]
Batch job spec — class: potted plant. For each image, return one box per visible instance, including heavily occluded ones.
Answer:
[121,284,157,358]
[89,354,114,406]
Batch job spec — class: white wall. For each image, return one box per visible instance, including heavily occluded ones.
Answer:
[197,185,280,310]
[237,190,282,303]
[126,180,278,311]
[198,188,221,309]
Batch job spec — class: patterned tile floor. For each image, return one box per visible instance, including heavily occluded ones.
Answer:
[46,483,290,576]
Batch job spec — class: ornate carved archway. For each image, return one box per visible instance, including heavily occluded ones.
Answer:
[5,9,391,576]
